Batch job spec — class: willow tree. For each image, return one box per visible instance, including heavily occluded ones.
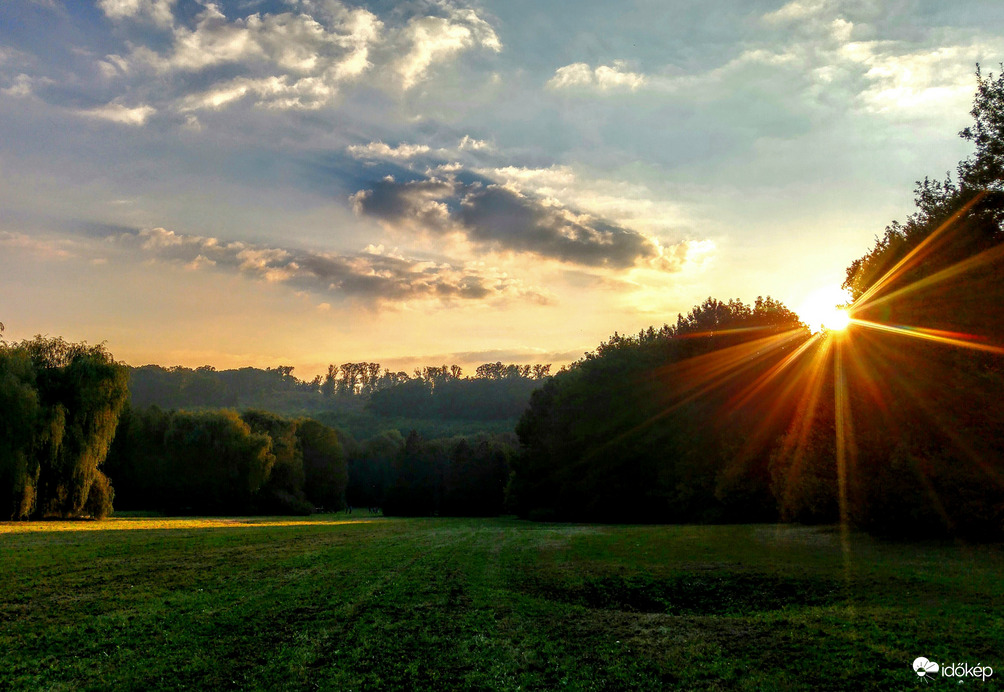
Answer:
[0,336,129,519]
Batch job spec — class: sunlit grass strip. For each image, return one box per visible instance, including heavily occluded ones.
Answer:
[0,516,371,534]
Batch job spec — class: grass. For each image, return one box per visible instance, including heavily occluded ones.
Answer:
[1,515,1001,690]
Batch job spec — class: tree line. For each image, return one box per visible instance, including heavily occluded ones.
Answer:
[104,407,346,515]
[129,360,551,420]
[102,404,518,517]
[3,66,1001,538]
[0,317,520,519]
[510,67,1004,539]
[340,429,516,517]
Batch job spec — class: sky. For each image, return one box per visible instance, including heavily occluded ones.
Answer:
[1,0,1002,378]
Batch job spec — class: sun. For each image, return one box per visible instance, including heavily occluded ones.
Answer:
[825,308,851,331]
[796,286,852,333]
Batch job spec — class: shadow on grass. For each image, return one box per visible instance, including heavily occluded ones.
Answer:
[524,572,843,615]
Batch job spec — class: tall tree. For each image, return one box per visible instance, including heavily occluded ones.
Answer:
[297,419,347,510]
[0,337,129,519]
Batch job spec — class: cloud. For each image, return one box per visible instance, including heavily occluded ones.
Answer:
[458,135,491,151]
[540,2,988,127]
[347,141,433,160]
[76,102,156,126]
[0,231,78,259]
[351,177,456,232]
[97,0,176,28]
[2,74,40,97]
[178,74,338,111]
[112,1,382,113]
[855,45,989,117]
[82,0,500,118]
[761,0,830,25]
[395,5,502,89]
[113,227,545,304]
[747,1,992,120]
[352,175,684,271]
[471,165,698,242]
[344,135,495,166]
[457,186,666,268]
[547,61,647,91]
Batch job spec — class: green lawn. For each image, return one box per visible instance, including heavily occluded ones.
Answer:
[1,515,1001,690]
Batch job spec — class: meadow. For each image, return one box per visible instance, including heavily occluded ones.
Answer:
[1,514,1001,691]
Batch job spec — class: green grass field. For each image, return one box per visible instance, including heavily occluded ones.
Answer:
[1,515,1001,690]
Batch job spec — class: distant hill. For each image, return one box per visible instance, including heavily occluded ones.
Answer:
[126,361,552,438]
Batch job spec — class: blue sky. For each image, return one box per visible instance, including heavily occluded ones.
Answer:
[1,0,1001,376]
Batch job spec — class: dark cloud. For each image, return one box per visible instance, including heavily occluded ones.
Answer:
[351,177,456,231]
[458,186,660,268]
[352,175,677,270]
[113,227,544,304]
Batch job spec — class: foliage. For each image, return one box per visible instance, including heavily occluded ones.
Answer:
[831,66,1004,538]
[241,410,313,514]
[507,69,1004,539]
[160,410,274,514]
[0,336,129,519]
[127,360,552,421]
[105,407,346,516]
[0,347,41,519]
[382,431,517,517]
[297,418,347,511]
[345,429,401,509]
[510,297,808,523]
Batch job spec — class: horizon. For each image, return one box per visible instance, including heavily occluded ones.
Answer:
[2,0,1002,379]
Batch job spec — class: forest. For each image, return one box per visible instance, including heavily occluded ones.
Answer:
[128,359,551,420]
[1,68,1003,539]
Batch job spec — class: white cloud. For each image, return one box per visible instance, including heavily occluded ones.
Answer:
[395,6,501,89]
[547,60,646,91]
[96,1,500,115]
[541,1,987,128]
[855,45,989,117]
[111,2,382,112]
[458,135,491,151]
[77,102,156,126]
[2,74,38,97]
[761,0,830,25]
[347,141,432,159]
[97,0,176,28]
[179,74,336,111]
